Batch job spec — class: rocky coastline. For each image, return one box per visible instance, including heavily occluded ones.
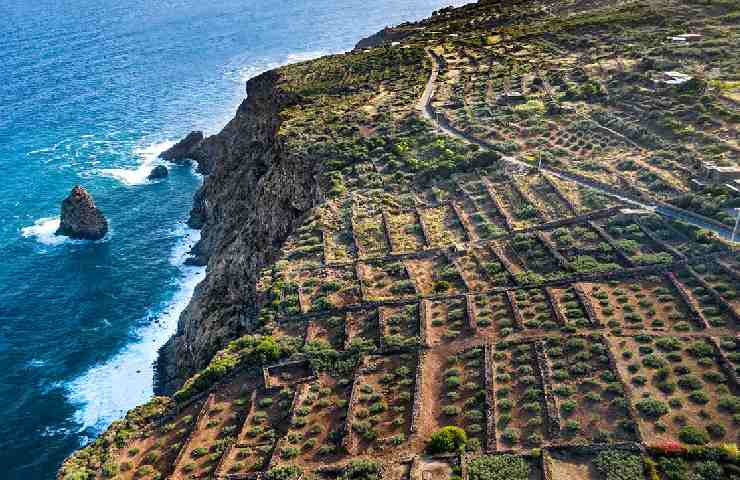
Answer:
[154,70,325,394]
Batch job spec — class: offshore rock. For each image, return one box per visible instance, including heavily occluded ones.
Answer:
[147,165,169,180]
[160,131,204,163]
[55,186,108,240]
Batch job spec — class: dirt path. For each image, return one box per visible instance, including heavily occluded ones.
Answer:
[417,49,737,242]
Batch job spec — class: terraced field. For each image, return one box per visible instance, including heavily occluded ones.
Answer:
[61,0,740,479]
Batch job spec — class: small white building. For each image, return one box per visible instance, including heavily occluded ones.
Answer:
[668,33,702,43]
[656,71,693,85]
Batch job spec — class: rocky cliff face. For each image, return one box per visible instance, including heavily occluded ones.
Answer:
[159,131,204,163]
[155,70,325,393]
[56,185,108,240]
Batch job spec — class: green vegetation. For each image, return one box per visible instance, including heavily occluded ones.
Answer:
[593,450,644,480]
[468,454,530,480]
[60,0,740,476]
[175,335,293,402]
[428,426,468,453]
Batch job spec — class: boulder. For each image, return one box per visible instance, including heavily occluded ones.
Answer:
[56,185,108,240]
[160,131,204,163]
[147,165,169,180]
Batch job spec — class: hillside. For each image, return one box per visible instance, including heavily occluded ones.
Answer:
[61,0,740,479]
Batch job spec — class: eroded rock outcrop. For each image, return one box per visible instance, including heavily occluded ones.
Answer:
[160,131,204,163]
[147,165,169,180]
[155,70,323,393]
[55,185,108,240]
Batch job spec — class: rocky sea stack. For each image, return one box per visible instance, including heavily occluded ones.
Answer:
[147,165,169,180]
[55,185,108,240]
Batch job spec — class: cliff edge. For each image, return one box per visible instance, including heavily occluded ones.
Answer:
[155,70,324,393]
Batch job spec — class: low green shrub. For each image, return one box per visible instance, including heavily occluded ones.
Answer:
[468,454,529,480]
[428,426,467,453]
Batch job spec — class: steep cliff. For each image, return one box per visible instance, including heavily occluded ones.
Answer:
[61,0,740,477]
[154,40,429,392]
[156,70,325,393]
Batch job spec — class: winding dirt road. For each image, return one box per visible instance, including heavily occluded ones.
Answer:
[418,48,736,242]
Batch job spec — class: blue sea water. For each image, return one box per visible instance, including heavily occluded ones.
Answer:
[0,0,467,477]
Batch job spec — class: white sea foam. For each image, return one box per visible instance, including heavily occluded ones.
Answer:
[21,217,69,246]
[66,227,205,434]
[99,140,175,186]
[21,216,112,246]
[27,358,47,368]
[65,50,325,436]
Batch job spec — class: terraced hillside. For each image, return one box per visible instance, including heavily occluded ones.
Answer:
[61,0,740,479]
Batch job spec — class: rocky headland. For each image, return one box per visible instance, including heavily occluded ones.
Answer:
[60,0,740,478]
[155,69,323,393]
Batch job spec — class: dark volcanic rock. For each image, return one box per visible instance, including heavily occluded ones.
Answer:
[155,70,319,394]
[147,165,169,180]
[56,186,108,240]
[160,131,204,163]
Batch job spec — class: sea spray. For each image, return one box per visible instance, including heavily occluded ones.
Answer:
[98,141,176,186]
[21,217,66,246]
[66,226,205,435]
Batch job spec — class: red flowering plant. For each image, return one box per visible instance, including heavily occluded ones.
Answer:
[649,442,686,456]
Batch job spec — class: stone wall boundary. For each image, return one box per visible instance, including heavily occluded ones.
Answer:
[573,283,600,327]
[234,390,259,448]
[541,173,578,214]
[381,210,399,254]
[482,176,514,232]
[266,385,304,470]
[484,344,497,453]
[664,272,711,330]
[505,290,525,330]
[341,357,367,455]
[685,266,740,323]
[465,295,478,332]
[603,337,644,443]
[419,299,430,348]
[589,221,635,268]
[377,306,388,352]
[170,393,215,476]
[544,287,568,326]
[492,244,519,283]
[635,221,685,260]
[410,350,425,434]
[262,358,317,390]
[511,178,544,219]
[534,340,560,439]
[271,254,721,326]
[451,201,475,242]
[355,262,368,303]
[541,448,554,480]
[708,336,740,391]
[718,260,740,282]
[536,231,570,272]
[416,207,434,247]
